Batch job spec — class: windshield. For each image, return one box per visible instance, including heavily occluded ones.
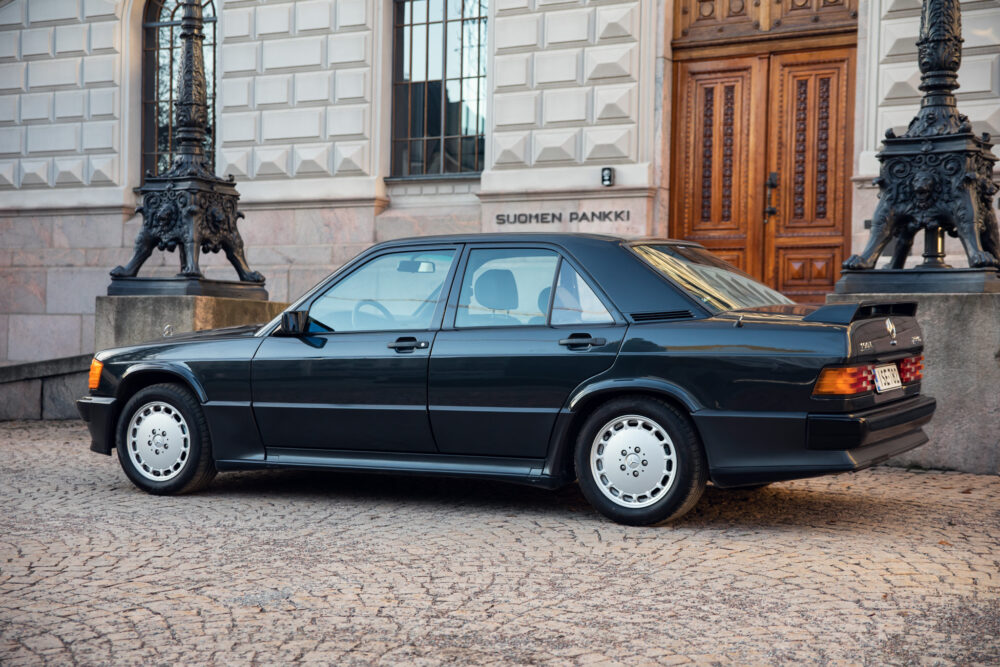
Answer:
[632,244,794,313]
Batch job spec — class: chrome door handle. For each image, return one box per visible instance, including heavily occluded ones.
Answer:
[387,338,429,351]
[559,336,606,348]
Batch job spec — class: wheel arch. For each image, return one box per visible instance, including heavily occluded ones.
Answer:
[545,380,706,482]
[118,364,208,406]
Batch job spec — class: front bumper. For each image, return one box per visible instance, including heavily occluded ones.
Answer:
[76,395,117,455]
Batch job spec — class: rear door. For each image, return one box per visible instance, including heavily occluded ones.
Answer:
[428,244,628,458]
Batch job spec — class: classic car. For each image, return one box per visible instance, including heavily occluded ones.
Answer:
[78,234,936,525]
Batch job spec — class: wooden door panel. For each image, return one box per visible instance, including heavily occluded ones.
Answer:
[765,48,854,301]
[671,57,767,279]
[672,0,857,47]
[670,47,854,302]
[774,245,844,301]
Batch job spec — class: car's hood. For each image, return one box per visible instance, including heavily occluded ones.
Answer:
[159,323,263,343]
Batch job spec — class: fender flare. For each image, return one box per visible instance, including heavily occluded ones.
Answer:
[119,363,208,403]
[542,377,704,482]
[567,377,703,414]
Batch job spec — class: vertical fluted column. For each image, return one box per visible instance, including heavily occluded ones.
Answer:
[170,0,209,175]
[905,0,966,138]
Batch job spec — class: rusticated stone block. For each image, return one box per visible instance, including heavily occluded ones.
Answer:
[0,379,41,420]
[42,371,87,419]
[95,296,289,351]
[827,292,1000,474]
[8,314,81,361]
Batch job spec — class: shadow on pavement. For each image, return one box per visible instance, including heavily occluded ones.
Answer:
[201,467,938,529]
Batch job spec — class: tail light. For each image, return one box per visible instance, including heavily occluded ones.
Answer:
[898,355,924,383]
[813,364,875,396]
[88,358,103,390]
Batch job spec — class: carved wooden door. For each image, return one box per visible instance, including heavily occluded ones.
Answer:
[671,47,855,302]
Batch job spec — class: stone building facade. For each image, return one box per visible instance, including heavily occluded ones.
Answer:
[0,0,997,364]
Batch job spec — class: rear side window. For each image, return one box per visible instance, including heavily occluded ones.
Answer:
[456,249,559,327]
[551,262,614,325]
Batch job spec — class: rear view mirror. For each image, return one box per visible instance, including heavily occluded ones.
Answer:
[397,260,436,274]
[276,309,309,336]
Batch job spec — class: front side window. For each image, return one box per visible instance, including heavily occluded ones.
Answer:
[391,0,487,176]
[632,244,794,313]
[309,250,456,332]
[142,0,217,181]
[456,249,559,328]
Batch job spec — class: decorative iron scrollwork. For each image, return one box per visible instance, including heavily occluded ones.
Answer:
[112,0,263,284]
[843,0,1000,271]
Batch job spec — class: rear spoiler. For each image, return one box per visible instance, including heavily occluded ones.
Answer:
[802,301,918,325]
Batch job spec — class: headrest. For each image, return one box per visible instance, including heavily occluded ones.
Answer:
[474,269,518,311]
[537,286,551,313]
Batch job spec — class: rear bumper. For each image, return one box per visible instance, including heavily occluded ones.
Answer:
[806,395,936,450]
[694,395,936,488]
[77,395,117,455]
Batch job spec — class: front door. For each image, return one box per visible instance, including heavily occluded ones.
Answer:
[671,47,855,302]
[428,245,627,458]
[251,247,459,452]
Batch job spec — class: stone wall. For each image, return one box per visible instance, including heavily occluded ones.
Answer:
[828,292,1000,476]
[0,0,123,198]
[217,0,379,201]
[479,0,666,235]
[0,0,665,365]
[0,354,90,419]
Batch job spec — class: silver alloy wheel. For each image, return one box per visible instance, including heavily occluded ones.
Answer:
[126,401,191,482]
[590,414,677,508]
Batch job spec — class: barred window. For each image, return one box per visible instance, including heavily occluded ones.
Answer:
[142,0,217,181]
[391,0,487,177]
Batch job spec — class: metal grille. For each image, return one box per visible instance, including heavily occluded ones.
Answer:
[142,0,216,181]
[391,0,487,177]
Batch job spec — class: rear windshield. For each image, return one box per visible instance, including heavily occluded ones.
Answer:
[632,244,794,313]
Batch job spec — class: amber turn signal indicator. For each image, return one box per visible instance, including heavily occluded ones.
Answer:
[813,364,875,396]
[88,358,103,390]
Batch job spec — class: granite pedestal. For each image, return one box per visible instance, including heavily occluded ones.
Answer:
[826,292,1000,475]
[96,296,288,351]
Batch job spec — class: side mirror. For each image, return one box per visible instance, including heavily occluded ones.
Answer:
[277,309,309,336]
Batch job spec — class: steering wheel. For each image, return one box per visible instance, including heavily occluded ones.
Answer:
[352,299,395,328]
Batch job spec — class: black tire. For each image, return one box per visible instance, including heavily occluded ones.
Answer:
[575,396,707,526]
[115,383,216,495]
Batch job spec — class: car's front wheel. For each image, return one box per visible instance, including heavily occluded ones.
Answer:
[575,397,707,526]
[115,383,216,495]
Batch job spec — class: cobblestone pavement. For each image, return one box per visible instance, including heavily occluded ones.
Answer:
[1,420,998,666]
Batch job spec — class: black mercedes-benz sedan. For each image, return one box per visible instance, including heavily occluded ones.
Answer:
[78,234,935,525]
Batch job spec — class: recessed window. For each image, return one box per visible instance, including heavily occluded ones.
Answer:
[142,0,217,181]
[391,0,487,177]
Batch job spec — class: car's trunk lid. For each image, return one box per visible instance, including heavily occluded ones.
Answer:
[726,301,924,361]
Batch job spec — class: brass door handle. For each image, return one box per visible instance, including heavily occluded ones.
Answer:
[764,172,778,224]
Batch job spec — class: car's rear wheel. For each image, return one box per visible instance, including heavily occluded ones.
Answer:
[115,383,215,495]
[575,396,707,526]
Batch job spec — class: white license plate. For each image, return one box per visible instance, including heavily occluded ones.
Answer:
[873,363,902,393]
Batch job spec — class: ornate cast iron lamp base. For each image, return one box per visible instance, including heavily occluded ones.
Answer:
[109,0,265,299]
[838,0,1000,289]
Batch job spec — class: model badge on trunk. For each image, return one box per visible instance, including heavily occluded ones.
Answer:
[886,318,897,345]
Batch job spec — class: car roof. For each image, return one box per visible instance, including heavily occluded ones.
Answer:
[372,232,702,249]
